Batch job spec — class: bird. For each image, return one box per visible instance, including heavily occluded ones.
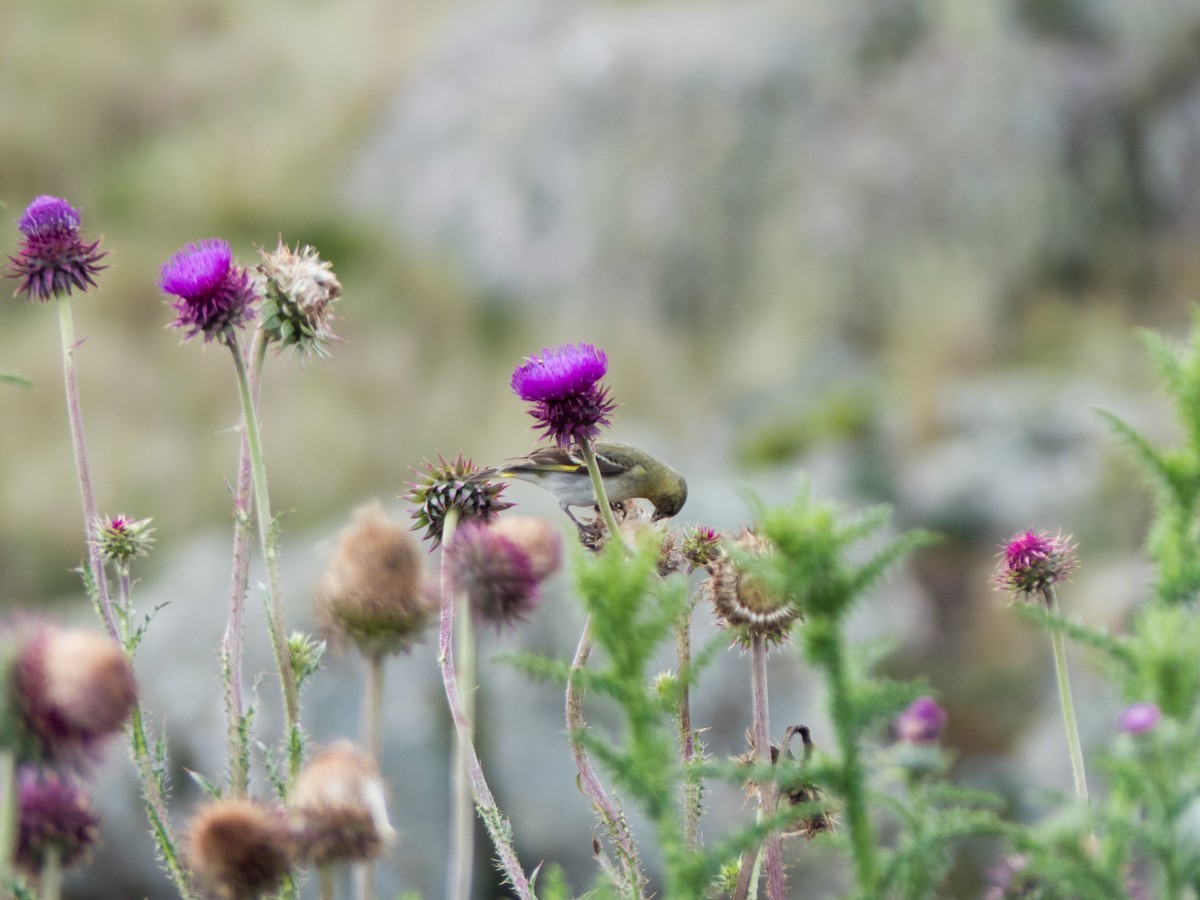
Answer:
[482,441,687,526]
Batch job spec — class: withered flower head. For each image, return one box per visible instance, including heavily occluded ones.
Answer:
[289,741,395,866]
[257,241,341,359]
[737,725,835,840]
[9,623,137,765]
[446,517,562,630]
[405,454,513,548]
[186,798,293,900]
[706,529,801,646]
[315,501,437,658]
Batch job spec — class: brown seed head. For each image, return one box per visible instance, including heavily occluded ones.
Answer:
[290,741,394,865]
[707,529,801,646]
[315,502,437,658]
[187,798,293,900]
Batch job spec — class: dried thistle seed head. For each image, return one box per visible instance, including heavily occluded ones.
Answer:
[186,798,293,900]
[15,765,99,874]
[406,454,514,548]
[289,741,394,865]
[315,502,437,658]
[736,728,835,841]
[11,624,137,765]
[706,529,800,646]
[257,241,341,359]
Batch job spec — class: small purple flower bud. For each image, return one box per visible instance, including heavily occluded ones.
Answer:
[895,696,948,744]
[510,342,616,448]
[15,766,99,874]
[159,239,258,342]
[993,529,1077,600]
[1118,702,1161,734]
[6,195,107,301]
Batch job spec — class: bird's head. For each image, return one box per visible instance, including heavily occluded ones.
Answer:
[650,468,688,521]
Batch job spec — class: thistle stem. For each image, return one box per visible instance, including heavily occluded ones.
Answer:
[436,510,533,900]
[359,652,386,900]
[675,604,701,853]
[318,866,336,900]
[448,569,478,900]
[222,331,266,798]
[55,297,118,642]
[578,439,630,552]
[0,750,13,892]
[751,635,785,900]
[39,845,62,900]
[226,335,301,784]
[1045,586,1089,805]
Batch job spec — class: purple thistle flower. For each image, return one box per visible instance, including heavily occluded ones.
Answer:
[510,342,616,448]
[15,766,99,874]
[894,696,948,744]
[1118,702,1161,734]
[6,195,107,301]
[159,239,258,342]
[446,518,561,630]
[993,529,1077,599]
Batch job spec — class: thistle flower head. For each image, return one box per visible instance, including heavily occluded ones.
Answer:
[289,741,394,866]
[706,529,801,647]
[7,195,107,301]
[993,529,1077,599]
[315,502,437,659]
[257,241,341,359]
[510,342,616,448]
[446,517,561,630]
[186,798,293,900]
[15,766,99,874]
[405,454,513,548]
[159,239,258,342]
[894,696,948,744]
[92,514,155,564]
[1118,702,1161,735]
[9,624,137,765]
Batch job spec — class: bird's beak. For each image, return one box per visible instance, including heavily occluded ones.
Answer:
[651,510,666,522]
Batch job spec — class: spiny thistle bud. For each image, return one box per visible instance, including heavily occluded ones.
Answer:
[186,798,293,900]
[510,342,616,448]
[289,741,395,866]
[287,632,325,689]
[446,517,562,630]
[92,514,155,565]
[6,195,107,301]
[405,454,513,549]
[257,241,341,359]
[993,529,1076,601]
[315,502,437,658]
[705,529,801,646]
[681,525,723,571]
[8,624,137,765]
[15,766,99,875]
[159,239,258,343]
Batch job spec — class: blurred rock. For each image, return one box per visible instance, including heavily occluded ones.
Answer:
[348,0,1200,333]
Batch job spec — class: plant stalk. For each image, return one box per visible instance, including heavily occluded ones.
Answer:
[751,635,785,900]
[1045,586,1090,805]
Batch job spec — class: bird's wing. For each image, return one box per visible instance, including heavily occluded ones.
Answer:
[500,443,634,477]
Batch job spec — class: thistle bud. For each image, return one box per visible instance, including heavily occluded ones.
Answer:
[92,514,155,565]
[289,741,394,866]
[315,502,437,659]
[186,798,293,900]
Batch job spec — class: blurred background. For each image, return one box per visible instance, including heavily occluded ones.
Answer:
[3,0,1200,896]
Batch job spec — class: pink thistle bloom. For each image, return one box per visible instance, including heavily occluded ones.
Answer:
[6,195,107,301]
[510,342,616,448]
[159,239,258,342]
[993,529,1077,598]
[1118,702,1161,734]
[15,766,98,874]
[446,518,561,630]
[894,696,948,744]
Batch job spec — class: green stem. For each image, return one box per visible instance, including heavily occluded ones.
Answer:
[38,845,62,900]
[751,635,785,900]
[56,298,118,642]
[318,866,336,900]
[578,439,630,552]
[222,330,267,798]
[1045,586,1089,805]
[360,653,386,900]
[675,604,700,853]
[822,621,876,895]
[226,335,301,784]
[0,750,12,891]
[449,564,477,900]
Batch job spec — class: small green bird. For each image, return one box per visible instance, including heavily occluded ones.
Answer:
[484,441,687,526]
